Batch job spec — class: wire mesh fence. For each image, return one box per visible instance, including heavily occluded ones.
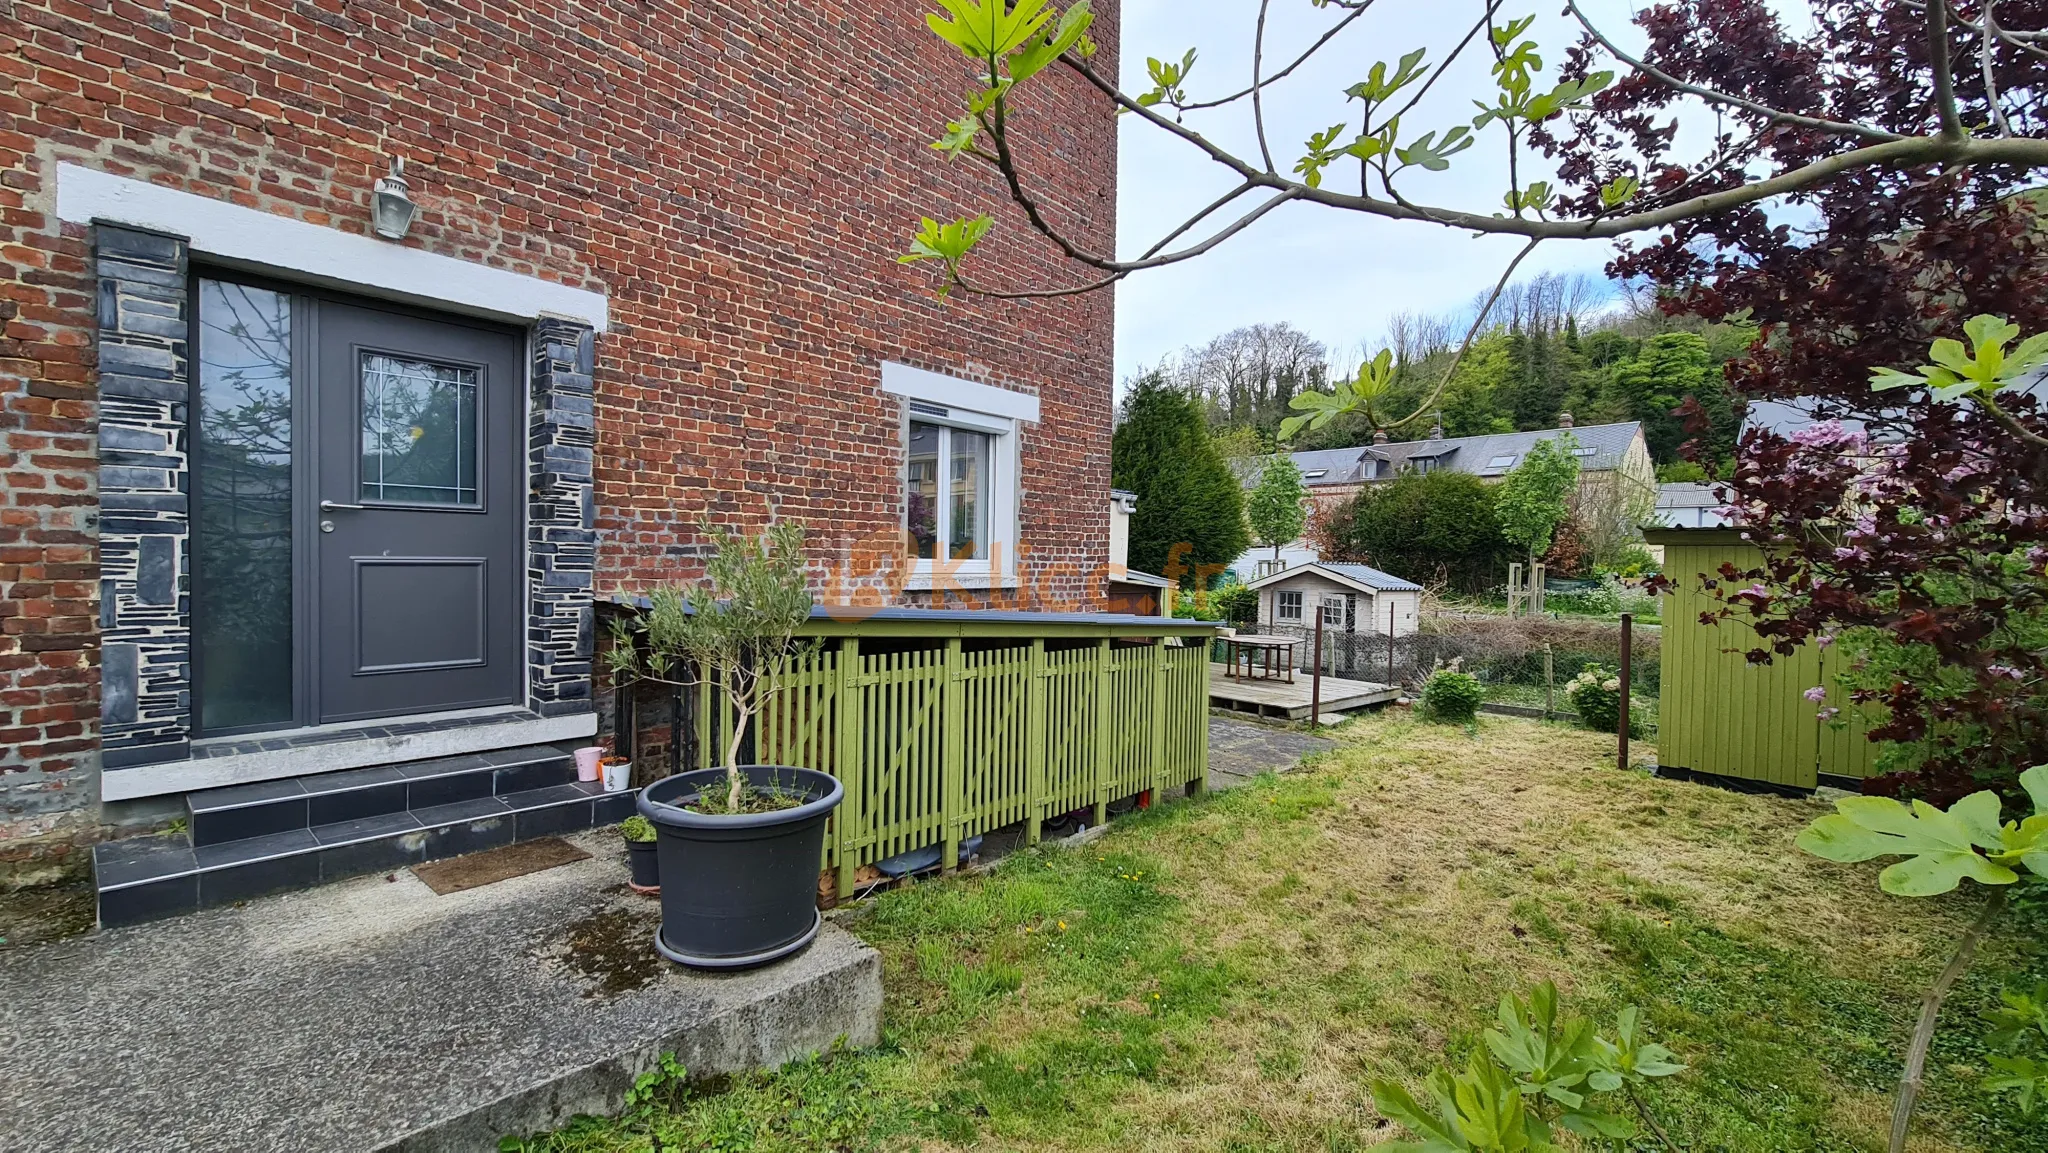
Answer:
[1229,614,1658,733]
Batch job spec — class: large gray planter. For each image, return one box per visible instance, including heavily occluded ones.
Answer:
[637,766,843,969]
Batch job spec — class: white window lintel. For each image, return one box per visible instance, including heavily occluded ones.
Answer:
[881,361,1041,425]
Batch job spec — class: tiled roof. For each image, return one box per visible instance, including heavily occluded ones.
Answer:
[1256,422,1643,488]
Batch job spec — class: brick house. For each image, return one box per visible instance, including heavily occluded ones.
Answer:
[0,0,1121,893]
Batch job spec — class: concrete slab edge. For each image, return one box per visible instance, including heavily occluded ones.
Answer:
[380,930,884,1152]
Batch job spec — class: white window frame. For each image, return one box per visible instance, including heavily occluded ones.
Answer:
[882,363,1033,590]
[1277,591,1303,621]
[1320,595,1345,628]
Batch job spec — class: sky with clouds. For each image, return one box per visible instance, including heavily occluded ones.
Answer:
[1108,0,1813,385]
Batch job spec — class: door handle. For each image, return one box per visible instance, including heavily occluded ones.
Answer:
[320,500,367,512]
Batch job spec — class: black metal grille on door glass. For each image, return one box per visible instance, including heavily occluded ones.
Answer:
[359,353,478,505]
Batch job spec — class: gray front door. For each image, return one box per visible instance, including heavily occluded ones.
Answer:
[314,302,522,723]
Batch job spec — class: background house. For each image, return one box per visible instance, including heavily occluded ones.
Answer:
[1232,416,1657,581]
[1656,482,1729,529]
[1244,563,1422,638]
[0,1,1125,894]
[1280,417,1656,518]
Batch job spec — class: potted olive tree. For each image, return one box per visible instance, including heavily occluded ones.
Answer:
[606,520,843,969]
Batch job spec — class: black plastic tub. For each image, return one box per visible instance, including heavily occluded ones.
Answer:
[636,766,844,970]
[625,837,659,892]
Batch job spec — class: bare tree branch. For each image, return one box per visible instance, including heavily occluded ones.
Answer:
[945,188,1305,299]
[1563,0,1904,143]
[1983,0,2015,135]
[1137,181,1258,259]
[1254,0,1278,172]
[1065,51,2047,240]
[1930,0,1967,138]
[1177,0,1378,112]
[1375,235,1544,431]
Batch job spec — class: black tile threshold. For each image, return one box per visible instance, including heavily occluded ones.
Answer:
[97,783,639,925]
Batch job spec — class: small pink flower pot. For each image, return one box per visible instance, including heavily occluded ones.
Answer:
[573,746,603,782]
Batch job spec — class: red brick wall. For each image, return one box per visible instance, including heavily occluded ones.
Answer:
[0,0,1119,869]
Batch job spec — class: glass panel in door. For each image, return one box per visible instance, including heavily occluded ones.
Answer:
[193,280,294,732]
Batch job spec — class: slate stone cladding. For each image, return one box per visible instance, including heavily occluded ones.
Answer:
[0,0,1119,873]
[529,319,597,718]
[94,227,192,770]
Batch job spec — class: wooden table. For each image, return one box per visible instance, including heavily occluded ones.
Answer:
[1220,634,1299,684]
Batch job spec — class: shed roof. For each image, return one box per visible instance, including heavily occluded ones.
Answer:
[1245,561,1422,594]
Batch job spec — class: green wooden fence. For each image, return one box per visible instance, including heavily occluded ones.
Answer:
[674,632,1214,897]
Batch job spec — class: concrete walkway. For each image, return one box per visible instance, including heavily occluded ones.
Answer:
[0,827,881,1153]
[1207,715,1336,790]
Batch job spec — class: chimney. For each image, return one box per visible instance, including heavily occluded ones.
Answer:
[1430,414,1444,439]
[1372,428,1389,445]
[1558,411,1575,429]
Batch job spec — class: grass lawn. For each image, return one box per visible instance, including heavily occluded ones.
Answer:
[514,715,2047,1152]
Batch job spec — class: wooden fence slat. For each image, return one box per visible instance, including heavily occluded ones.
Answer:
[726,629,1209,880]
[942,639,964,873]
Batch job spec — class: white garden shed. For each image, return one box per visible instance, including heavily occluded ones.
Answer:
[1244,562,1423,638]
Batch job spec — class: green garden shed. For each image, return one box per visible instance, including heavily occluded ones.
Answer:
[1646,527,1883,791]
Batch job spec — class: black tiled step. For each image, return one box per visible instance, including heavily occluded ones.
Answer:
[96,780,637,928]
[187,744,578,847]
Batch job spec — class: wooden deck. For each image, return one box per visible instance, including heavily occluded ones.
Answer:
[1208,664,1401,721]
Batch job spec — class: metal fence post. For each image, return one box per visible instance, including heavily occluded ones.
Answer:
[1543,643,1555,720]
[1387,602,1397,687]
[1619,613,1633,771]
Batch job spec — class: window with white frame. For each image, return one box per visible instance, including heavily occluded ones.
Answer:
[1277,591,1303,621]
[906,420,994,563]
[1320,595,1345,628]
[881,363,1034,586]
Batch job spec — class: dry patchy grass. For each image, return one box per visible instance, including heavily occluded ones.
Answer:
[516,714,2047,1153]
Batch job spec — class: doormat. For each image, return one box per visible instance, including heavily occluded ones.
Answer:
[413,837,592,895]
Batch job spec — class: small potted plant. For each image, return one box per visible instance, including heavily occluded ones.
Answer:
[620,815,659,893]
[599,744,632,793]
[608,520,843,969]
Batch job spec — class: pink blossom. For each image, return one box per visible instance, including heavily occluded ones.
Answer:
[1803,686,1828,703]
[1990,665,2025,681]
[1790,420,1868,452]
[1817,707,1841,722]
[1817,633,1837,649]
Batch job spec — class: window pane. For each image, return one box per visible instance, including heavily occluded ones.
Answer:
[360,354,479,504]
[949,428,989,561]
[906,422,940,561]
[194,280,294,731]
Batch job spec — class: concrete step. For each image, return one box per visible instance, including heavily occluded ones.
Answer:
[6,831,883,1153]
[92,744,637,928]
